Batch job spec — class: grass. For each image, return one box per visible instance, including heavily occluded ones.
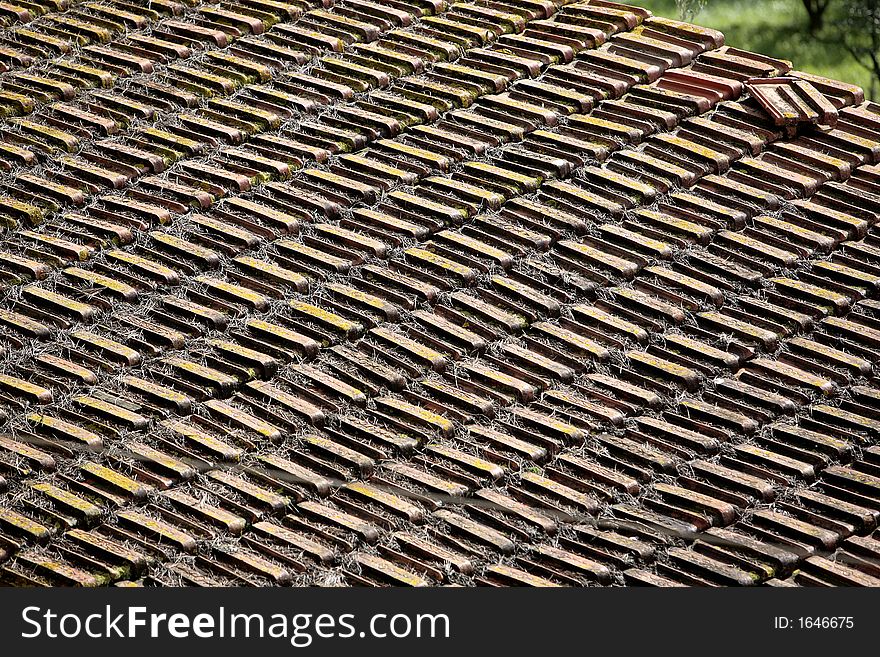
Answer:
[635,0,877,99]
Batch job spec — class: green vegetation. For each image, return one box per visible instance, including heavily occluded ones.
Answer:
[638,0,877,99]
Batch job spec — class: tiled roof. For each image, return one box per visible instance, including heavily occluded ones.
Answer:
[0,0,878,587]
